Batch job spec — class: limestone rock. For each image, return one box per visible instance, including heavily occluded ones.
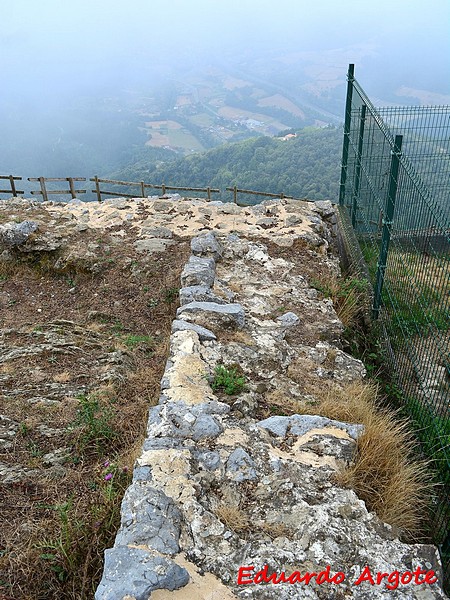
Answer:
[256,217,278,229]
[179,285,226,306]
[0,415,19,449]
[226,447,258,482]
[171,319,217,341]
[152,200,175,213]
[181,256,216,288]
[0,461,40,483]
[217,203,241,215]
[276,311,300,327]
[95,547,189,600]
[53,248,103,274]
[285,214,303,226]
[0,220,39,247]
[176,301,245,329]
[197,450,221,471]
[115,485,182,554]
[42,447,72,466]
[134,238,175,253]
[305,343,367,381]
[191,232,223,260]
[103,198,130,209]
[314,200,335,218]
[146,402,225,442]
[257,414,364,440]
[141,226,173,238]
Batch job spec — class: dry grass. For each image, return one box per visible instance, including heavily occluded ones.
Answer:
[217,330,256,346]
[310,273,370,329]
[300,380,432,540]
[264,389,303,416]
[52,371,72,383]
[260,522,291,540]
[216,503,249,533]
[335,286,366,328]
[0,219,190,599]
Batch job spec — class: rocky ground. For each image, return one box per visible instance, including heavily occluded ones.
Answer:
[0,195,447,600]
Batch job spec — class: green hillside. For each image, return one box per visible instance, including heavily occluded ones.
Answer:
[110,126,343,202]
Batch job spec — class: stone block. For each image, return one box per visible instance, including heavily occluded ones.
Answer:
[171,319,217,341]
[179,285,226,306]
[95,547,189,600]
[134,238,175,253]
[226,447,258,482]
[276,312,300,327]
[115,484,182,554]
[0,221,39,247]
[191,232,223,260]
[257,414,364,440]
[181,256,216,288]
[177,301,245,329]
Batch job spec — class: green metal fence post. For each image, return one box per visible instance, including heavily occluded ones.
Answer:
[338,64,355,206]
[351,104,366,228]
[372,134,403,319]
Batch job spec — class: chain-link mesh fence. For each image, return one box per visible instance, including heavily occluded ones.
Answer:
[339,64,449,585]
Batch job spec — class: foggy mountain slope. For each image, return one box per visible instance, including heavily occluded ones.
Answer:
[110,126,342,202]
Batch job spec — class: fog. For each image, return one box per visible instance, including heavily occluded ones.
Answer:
[1,0,449,179]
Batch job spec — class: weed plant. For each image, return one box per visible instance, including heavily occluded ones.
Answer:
[310,274,369,329]
[71,394,117,455]
[211,364,246,395]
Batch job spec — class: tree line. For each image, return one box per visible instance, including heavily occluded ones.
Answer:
[111,126,343,202]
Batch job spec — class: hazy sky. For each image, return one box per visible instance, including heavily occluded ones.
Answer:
[1,0,449,98]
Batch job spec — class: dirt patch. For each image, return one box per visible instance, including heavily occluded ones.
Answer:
[0,208,190,599]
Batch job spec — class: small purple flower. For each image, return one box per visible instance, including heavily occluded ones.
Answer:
[104,473,113,481]
[103,460,110,468]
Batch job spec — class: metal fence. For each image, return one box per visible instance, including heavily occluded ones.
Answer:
[339,64,449,582]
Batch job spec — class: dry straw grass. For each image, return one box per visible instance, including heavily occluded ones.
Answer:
[300,380,432,540]
[311,273,370,329]
[260,522,291,540]
[216,503,249,533]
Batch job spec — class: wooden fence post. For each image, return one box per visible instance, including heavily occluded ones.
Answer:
[39,177,48,202]
[207,186,211,200]
[233,185,237,204]
[93,176,102,202]
[140,181,145,197]
[161,183,166,195]
[67,177,76,199]
[9,175,17,197]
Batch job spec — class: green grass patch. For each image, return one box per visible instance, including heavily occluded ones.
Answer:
[359,240,449,334]
[122,334,154,351]
[164,287,179,304]
[37,460,130,592]
[211,364,246,396]
[404,394,450,479]
[71,394,117,454]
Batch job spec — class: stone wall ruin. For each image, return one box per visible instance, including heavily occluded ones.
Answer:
[1,194,446,599]
[86,197,446,600]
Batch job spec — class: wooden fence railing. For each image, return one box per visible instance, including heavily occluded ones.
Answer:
[0,175,24,196]
[90,177,219,202]
[226,186,306,206]
[28,177,87,202]
[0,174,311,205]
